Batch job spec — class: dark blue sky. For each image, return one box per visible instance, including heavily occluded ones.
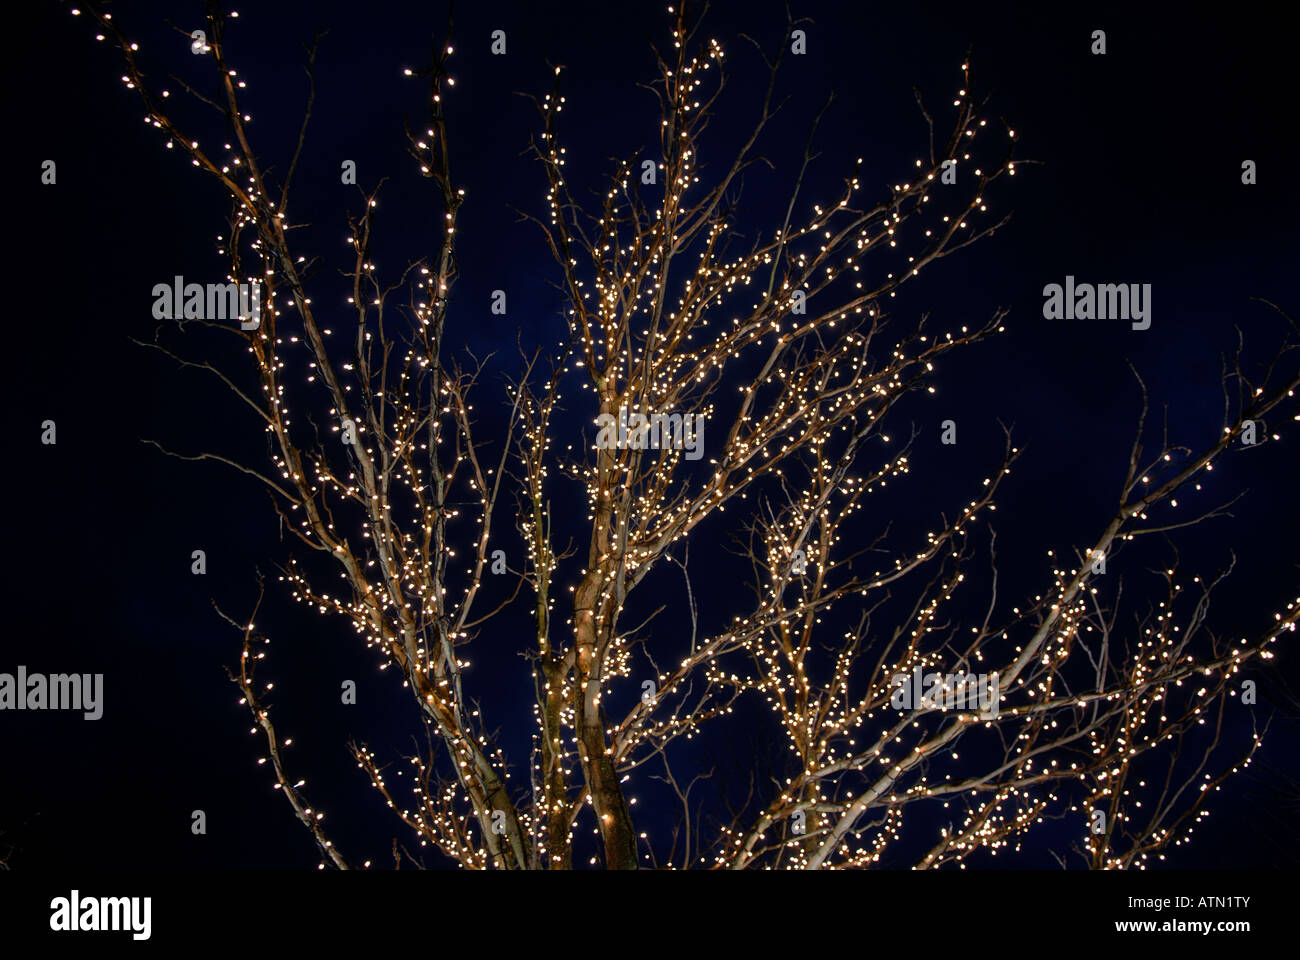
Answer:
[4,0,1297,870]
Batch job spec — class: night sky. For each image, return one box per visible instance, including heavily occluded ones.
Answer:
[4,0,1297,875]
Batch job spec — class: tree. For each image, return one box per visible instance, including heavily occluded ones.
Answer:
[76,1,1299,869]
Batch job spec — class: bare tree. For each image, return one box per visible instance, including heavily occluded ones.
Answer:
[75,1,1299,869]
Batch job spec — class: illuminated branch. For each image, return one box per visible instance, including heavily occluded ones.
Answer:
[74,1,1298,872]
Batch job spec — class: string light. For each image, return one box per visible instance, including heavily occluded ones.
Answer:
[75,0,1300,870]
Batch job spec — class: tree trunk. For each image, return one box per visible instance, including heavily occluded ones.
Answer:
[573,568,639,869]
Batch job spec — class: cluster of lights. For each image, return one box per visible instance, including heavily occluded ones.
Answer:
[75,1,1300,870]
